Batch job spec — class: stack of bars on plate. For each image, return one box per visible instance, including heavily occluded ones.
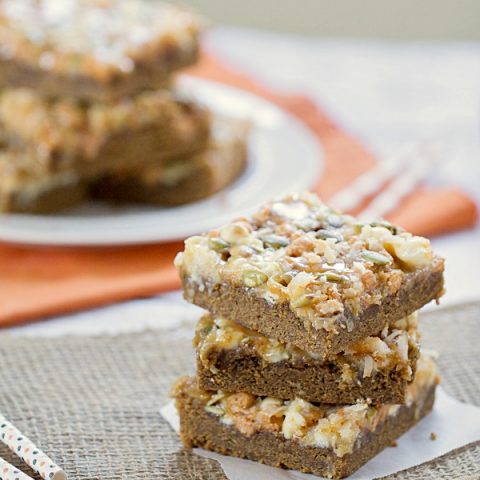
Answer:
[0,0,248,213]
[172,192,446,479]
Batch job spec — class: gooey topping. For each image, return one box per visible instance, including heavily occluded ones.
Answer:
[174,354,439,458]
[195,313,419,382]
[176,193,443,331]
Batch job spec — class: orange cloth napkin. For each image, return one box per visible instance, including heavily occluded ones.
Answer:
[0,54,476,327]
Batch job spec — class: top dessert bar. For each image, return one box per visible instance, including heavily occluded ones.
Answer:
[0,0,202,101]
[176,192,445,358]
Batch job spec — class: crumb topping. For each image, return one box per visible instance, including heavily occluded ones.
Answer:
[175,354,439,458]
[195,312,419,383]
[0,0,202,81]
[0,87,202,164]
[176,192,444,331]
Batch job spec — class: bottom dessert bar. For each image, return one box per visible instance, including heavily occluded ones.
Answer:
[173,355,438,479]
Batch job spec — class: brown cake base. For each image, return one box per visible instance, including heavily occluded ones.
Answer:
[181,260,444,359]
[175,380,436,479]
[197,345,419,405]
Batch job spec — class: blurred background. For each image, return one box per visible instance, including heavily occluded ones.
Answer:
[173,0,480,39]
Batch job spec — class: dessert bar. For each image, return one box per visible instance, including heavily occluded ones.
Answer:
[0,116,247,213]
[176,193,445,358]
[174,354,438,479]
[0,0,202,101]
[195,312,419,404]
[0,88,210,175]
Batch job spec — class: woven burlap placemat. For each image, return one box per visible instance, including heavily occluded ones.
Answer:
[0,301,478,480]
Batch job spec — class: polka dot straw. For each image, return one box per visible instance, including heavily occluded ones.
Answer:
[0,457,33,480]
[0,415,66,480]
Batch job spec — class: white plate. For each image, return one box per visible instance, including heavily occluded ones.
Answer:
[0,77,322,246]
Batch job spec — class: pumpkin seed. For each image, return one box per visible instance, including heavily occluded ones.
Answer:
[262,234,289,249]
[316,229,343,242]
[291,294,315,308]
[360,250,391,265]
[353,223,364,234]
[208,237,230,253]
[273,272,294,286]
[206,392,225,406]
[370,221,398,235]
[201,325,214,336]
[205,405,224,416]
[321,271,349,283]
[366,407,378,421]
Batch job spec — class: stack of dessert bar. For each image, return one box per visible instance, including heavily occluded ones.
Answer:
[173,192,445,479]
[0,0,248,213]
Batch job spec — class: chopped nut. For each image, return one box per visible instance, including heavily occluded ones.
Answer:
[430,432,437,441]
[287,236,315,256]
[220,221,252,244]
[388,236,433,267]
[224,392,256,413]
